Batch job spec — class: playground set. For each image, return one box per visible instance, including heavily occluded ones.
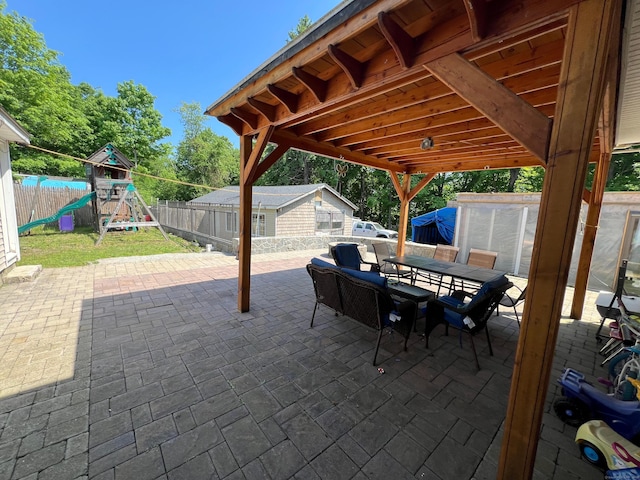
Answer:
[18,143,167,245]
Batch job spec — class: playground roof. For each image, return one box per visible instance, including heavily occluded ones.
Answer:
[87,143,134,170]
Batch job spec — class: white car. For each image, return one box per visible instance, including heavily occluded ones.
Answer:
[352,221,398,238]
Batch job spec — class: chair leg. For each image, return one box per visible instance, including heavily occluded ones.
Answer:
[485,325,494,356]
[373,329,383,366]
[469,334,480,370]
[513,307,520,326]
[310,302,319,327]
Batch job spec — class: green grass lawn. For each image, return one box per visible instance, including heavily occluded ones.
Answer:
[17,225,202,268]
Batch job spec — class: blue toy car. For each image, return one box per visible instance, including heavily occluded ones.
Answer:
[554,368,640,442]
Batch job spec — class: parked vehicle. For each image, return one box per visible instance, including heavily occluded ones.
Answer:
[554,368,640,442]
[575,420,640,474]
[352,220,398,238]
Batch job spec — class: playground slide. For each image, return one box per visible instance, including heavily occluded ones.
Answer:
[18,191,96,234]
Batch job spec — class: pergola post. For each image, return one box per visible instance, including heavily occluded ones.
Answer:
[571,151,612,319]
[238,135,253,312]
[498,0,617,478]
[395,173,411,256]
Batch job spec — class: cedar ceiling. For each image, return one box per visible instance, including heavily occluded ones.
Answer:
[206,0,607,175]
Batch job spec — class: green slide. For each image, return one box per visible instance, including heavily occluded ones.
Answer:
[18,191,96,234]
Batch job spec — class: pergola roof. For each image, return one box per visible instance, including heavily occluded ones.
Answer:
[204,1,623,479]
[206,0,609,175]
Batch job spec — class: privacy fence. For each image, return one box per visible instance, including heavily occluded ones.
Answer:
[13,183,94,228]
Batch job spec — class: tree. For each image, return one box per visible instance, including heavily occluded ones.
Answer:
[0,2,89,175]
[174,102,239,199]
[287,15,312,43]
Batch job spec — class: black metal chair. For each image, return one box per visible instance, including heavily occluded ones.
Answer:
[425,275,512,369]
[371,241,412,281]
[496,285,527,326]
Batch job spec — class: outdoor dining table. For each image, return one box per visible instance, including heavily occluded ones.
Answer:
[383,254,506,287]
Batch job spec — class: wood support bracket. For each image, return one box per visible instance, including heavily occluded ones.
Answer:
[292,67,328,103]
[408,173,436,202]
[328,44,365,89]
[243,126,275,185]
[464,0,488,42]
[247,143,289,184]
[267,84,298,113]
[247,97,277,122]
[217,114,244,136]
[230,107,259,130]
[582,188,591,204]
[378,11,415,69]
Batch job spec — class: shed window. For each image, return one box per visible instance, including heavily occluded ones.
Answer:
[316,210,344,234]
[226,212,237,232]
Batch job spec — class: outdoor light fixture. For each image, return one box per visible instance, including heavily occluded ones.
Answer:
[420,137,434,150]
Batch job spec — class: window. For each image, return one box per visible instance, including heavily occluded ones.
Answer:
[316,210,344,234]
[225,212,237,232]
[252,213,266,236]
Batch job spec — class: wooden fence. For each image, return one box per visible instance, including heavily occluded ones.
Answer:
[13,183,94,228]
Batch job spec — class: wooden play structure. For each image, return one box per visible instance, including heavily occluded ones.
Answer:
[86,143,167,245]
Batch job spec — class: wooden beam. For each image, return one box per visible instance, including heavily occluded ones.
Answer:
[270,130,407,173]
[408,173,435,202]
[267,84,298,113]
[247,97,277,122]
[230,107,259,130]
[582,188,591,204]
[292,67,328,103]
[247,143,290,184]
[378,11,415,69]
[238,135,253,313]
[464,0,488,41]
[426,53,552,162]
[571,11,621,319]
[498,0,617,478]
[217,114,244,136]
[328,44,366,89]
[242,126,275,185]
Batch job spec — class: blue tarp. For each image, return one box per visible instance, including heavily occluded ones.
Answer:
[21,176,89,190]
[411,207,457,245]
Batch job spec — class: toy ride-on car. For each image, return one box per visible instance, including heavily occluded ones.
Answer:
[576,420,640,477]
[554,368,640,442]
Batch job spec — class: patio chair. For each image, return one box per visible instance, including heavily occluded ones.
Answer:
[417,244,460,294]
[424,275,512,369]
[330,243,379,272]
[371,241,412,281]
[451,248,498,292]
[496,285,527,326]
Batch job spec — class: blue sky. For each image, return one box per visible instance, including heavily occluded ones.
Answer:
[11,0,343,148]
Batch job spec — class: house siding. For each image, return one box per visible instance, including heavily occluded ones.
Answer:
[276,198,315,237]
[0,214,6,272]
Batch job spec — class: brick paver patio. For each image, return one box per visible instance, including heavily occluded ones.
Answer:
[0,249,608,479]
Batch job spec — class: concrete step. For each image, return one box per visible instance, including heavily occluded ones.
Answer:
[3,265,42,284]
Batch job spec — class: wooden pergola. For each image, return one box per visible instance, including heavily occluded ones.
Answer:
[205,0,622,478]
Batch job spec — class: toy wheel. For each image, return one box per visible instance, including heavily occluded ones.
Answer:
[578,441,608,470]
[553,398,589,427]
[609,351,632,380]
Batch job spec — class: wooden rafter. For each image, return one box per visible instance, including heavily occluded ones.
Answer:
[464,0,488,41]
[230,107,258,130]
[327,44,366,89]
[379,11,416,69]
[247,97,277,122]
[267,84,298,113]
[292,67,328,103]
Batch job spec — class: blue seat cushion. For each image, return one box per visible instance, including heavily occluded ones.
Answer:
[311,257,338,269]
[342,268,387,288]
